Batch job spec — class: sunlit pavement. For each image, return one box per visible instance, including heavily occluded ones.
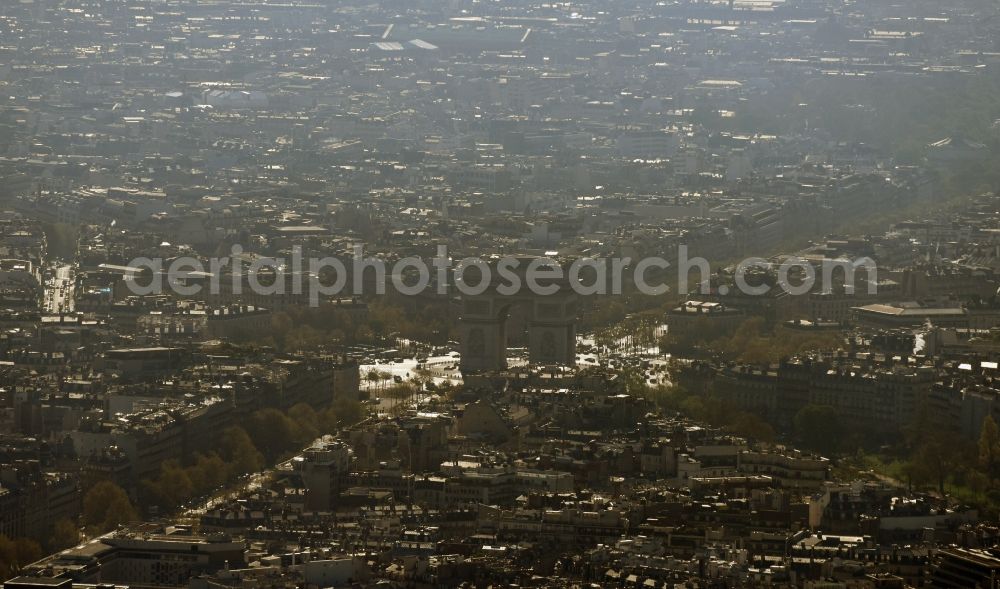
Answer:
[44,262,75,314]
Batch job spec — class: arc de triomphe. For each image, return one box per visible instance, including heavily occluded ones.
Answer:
[458,263,577,373]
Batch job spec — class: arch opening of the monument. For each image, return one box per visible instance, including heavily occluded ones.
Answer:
[458,287,577,373]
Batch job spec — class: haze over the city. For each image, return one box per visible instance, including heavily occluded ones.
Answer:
[2,1,1000,588]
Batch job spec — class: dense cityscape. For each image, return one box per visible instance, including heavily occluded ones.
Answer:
[2,0,1000,587]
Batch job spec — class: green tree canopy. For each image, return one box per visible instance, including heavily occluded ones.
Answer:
[48,518,79,552]
[82,481,138,533]
[0,536,42,580]
[219,426,264,474]
[187,452,229,495]
[288,403,321,445]
[246,408,298,460]
[978,414,1000,478]
[793,404,845,455]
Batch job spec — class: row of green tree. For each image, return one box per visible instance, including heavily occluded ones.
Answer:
[0,519,82,578]
[818,410,1000,514]
[890,410,1000,506]
[640,379,899,455]
[647,376,1000,513]
[642,383,778,443]
[138,399,361,512]
[0,535,43,580]
[65,395,367,559]
[262,299,456,352]
[662,317,843,364]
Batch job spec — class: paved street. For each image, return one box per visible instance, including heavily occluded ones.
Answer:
[44,263,75,314]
